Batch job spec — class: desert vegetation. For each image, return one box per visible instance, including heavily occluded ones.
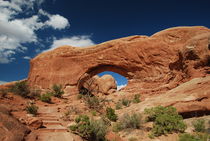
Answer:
[193,119,206,132]
[145,106,186,137]
[179,133,210,141]
[69,115,108,141]
[106,107,118,122]
[39,92,52,103]
[26,103,38,115]
[113,113,143,132]
[51,84,64,98]
[9,81,30,98]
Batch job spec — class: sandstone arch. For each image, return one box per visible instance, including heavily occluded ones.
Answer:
[28,26,210,95]
[77,64,130,90]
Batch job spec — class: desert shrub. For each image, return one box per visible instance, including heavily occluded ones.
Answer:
[63,106,80,121]
[9,81,30,98]
[121,98,131,107]
[106,107,118,122]
[145,106,178,122]
[115,101,122,110]
[91,110,97,116]
[132,94,141,103]
[69,115,108,141]
[51,84,64,98]
[145,106,186,137]
[82,95,105,111]
[113,113,142,132]
[128,137,138,141]
[26,103,38,115]
[193,119,206,132]
[179,133,210,141]
[40,92,52,103]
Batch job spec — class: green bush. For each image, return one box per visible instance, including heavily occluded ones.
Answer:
[145,106,186,137]
[128,137,138,141]
[69,115,108,141]
[145,106,178,122]
[121,98,131,107]
[91,110,97,116]
[132,94,141,103]
[51,84,64,98]
[9,81,30,98]
[106,107,118,122]
[40,92,52,103]
[83,95,102,110]
[26,104,38,115]
[179,133,210,141]
[193,119,206,132]
[115,101,122,110]
[113,113,142,132]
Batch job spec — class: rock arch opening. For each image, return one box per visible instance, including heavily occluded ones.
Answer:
[98,71,128,90]
[78,65,130,95]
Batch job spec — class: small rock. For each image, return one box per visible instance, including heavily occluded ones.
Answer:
[27,117,43,129]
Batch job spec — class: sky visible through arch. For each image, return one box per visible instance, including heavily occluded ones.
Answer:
[0,0,210,87]
[98,71,128,90]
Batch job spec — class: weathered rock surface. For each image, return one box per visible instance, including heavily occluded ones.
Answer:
[98,74,117,94]
[0,105,30,141]
[28,26,210,96]
[82,74,117,95]
[117,76,210,118]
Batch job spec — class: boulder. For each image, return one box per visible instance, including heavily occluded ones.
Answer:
[82,74,117,95]
[27,117,43,129]
[97,74,117,95]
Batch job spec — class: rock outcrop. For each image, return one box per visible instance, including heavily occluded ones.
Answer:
[82,74,117,95]
[117,76,210,118]
[28,26,210,96]
[0,105,30,141]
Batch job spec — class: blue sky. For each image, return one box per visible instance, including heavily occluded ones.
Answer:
[0,0,210,86]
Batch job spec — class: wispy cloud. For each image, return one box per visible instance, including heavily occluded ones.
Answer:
[0,0,69,63]
[23,56,31,60]
[0,80,7,85]
[44,35,95,52]
[117,84,127,90]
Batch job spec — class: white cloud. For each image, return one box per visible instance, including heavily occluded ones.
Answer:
[0,1,70,63]
[39,9,69,30]
[0,80,7,85]
[46,35,95,51]
[117,84,127,90]
[23,56,31,60]
[45,14,69,30]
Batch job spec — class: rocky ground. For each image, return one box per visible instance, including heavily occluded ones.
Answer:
[0,75,210,141]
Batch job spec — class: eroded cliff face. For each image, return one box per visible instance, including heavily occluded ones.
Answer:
[28,26,210,95]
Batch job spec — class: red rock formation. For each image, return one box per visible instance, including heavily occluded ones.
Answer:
[82,74,117,95]
[0,105,30,141]
[28,26,210,95]
[117,76,210,118]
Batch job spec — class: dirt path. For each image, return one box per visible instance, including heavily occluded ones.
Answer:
[34,105,74,141]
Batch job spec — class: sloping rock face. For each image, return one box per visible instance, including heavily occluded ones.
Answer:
[28,26,210,95]
[117,76,210,118]
[0,105,30,141]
